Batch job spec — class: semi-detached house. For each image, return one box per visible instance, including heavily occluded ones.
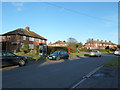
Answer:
[1,27,47,52]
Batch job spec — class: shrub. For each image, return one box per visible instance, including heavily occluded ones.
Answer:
[80,47,91,52]
[20,45,30,53]
[35,45,40,55]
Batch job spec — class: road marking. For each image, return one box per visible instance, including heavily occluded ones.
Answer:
[71,65,103,89]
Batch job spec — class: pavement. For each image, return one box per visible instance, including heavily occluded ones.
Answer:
[76,66,119,88]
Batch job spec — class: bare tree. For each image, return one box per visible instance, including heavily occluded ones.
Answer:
[67,37,77,53]
[68,37,77,43]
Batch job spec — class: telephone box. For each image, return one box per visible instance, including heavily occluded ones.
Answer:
[39,43,47,57]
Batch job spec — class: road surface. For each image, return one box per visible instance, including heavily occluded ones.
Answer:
[2,53,117,88]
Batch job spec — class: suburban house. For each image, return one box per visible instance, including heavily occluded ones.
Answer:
[48,40,67,47]
[1,27,47,52]
[84,39,117,49]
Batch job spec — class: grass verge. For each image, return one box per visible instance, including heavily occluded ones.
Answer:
[69,53,88,58]
[104,57,120,68]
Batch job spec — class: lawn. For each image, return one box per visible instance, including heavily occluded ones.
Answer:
[104,57,120,68]
[14,52,47,61]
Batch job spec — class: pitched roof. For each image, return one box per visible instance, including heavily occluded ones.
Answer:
[2,28,47,40]
[54,40,67,44]
[85,39,116,45]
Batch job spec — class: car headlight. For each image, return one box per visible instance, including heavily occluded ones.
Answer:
[52,56,56,58]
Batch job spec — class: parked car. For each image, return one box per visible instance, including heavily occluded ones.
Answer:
[48,51,69,60]
[90,50,101,57]
[0,50,28,67]
[114,50,120,55]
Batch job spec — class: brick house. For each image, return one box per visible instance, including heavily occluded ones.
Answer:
[48,40,67,47]
[0,27,47,52]
[84,39,117,49]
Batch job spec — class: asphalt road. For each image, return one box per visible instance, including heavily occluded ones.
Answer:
[2,53,117,88]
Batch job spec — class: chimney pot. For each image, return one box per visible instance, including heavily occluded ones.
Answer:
[25,27,30,31]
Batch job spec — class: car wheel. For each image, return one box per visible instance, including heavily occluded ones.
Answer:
[66,57,69,59]
[56,57,60,60]
[18,59,26,66]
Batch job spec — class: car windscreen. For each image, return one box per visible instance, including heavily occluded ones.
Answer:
[92,51,98,52]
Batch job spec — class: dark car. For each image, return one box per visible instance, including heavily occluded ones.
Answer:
[0,50,28,67]
[48,51,69,60]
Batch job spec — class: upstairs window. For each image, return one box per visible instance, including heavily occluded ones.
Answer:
[2,36,6,39]
[29,37,34,41]
[7,36,11,40]
[36,38,40,42]
[23,36,26,40]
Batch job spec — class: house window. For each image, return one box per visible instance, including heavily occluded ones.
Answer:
[100,44,102,46]
[95,43,98,47]
[21,43,24,48]
[36,38,40,42]
[23,36,26,40]
[2,36,6,39]
[7,36,10,40]
[29,37,34,41]
[29,44,34,49]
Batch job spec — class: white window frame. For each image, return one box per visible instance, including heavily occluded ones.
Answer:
[36,38,40,42]
[2,36,6,39]
[29,37,34,41]
[7,36,10,40]
[23,36,26,40]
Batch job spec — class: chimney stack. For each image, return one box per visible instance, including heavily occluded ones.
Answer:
[25,27,30,31]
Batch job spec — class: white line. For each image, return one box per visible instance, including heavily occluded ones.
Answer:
[71,78,87,89]
[83,65,103,78]
[71,65,103,88]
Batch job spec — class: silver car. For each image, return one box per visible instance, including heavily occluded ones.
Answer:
[90,50,101,57]
[114,50,120,55]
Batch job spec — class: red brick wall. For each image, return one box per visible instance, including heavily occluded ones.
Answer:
[2,35,47,52]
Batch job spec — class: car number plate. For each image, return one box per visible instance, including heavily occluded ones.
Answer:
[49,57,52,59]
